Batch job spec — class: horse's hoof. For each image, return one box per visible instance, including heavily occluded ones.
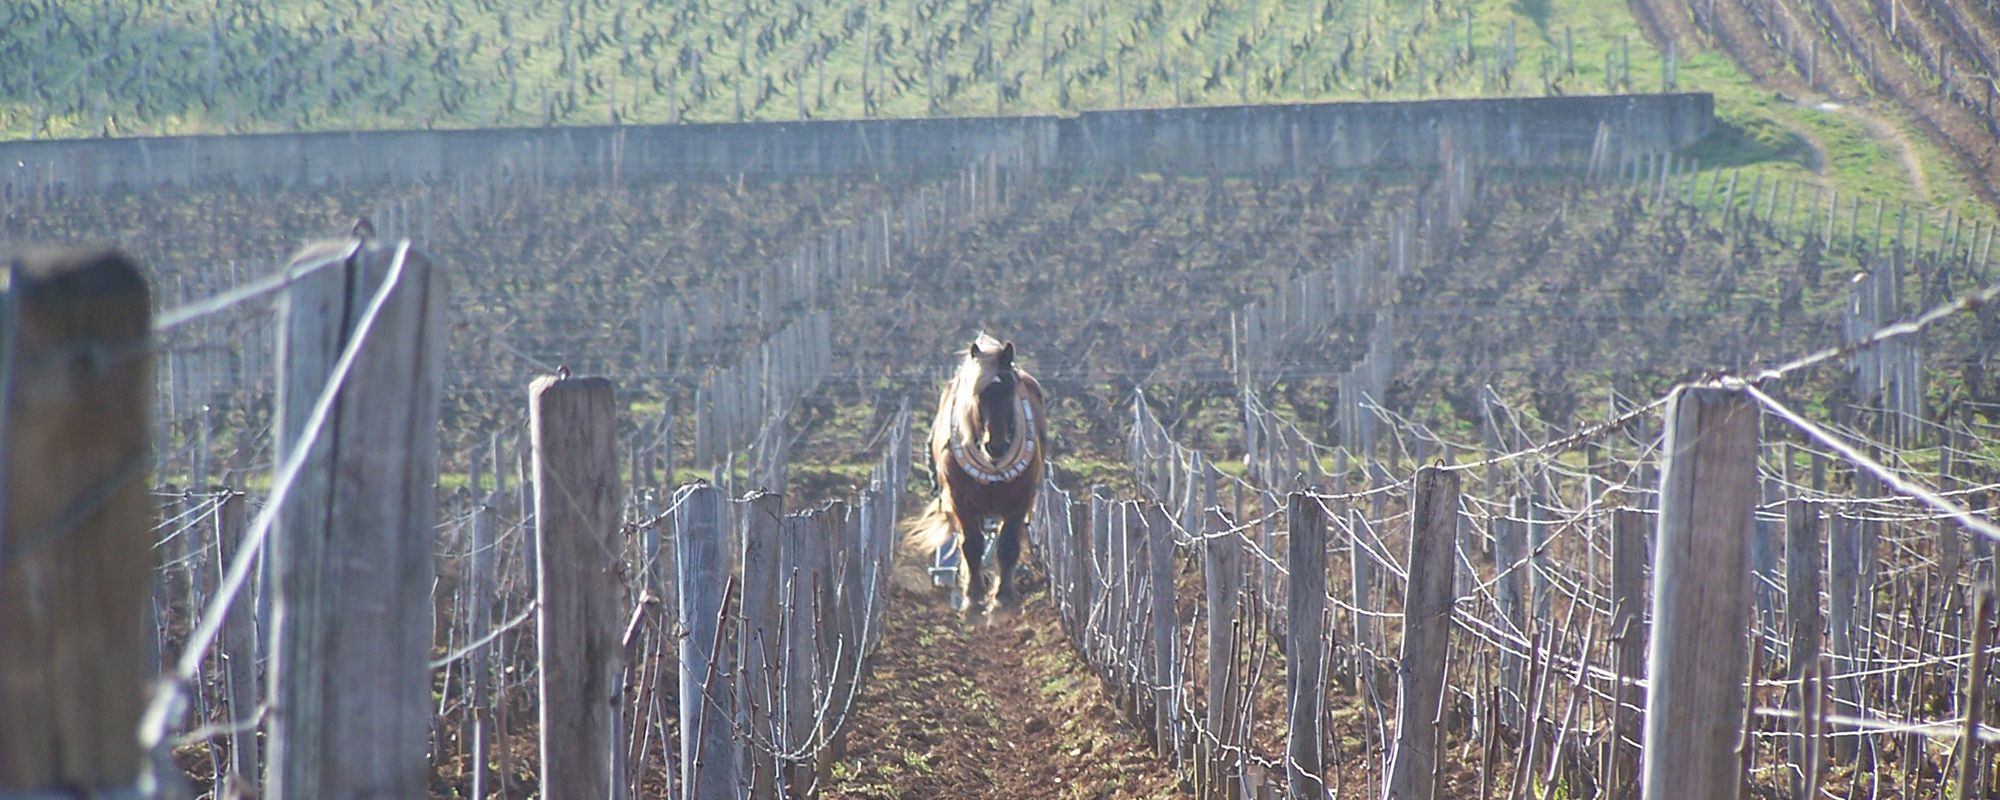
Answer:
[965,593,996,621]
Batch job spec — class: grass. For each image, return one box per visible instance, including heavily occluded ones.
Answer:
[3,0,1989,227]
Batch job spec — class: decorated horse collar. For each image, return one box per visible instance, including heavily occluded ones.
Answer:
[948,392,1038,485]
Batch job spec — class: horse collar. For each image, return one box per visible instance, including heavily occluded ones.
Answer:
[949,393,1037,485]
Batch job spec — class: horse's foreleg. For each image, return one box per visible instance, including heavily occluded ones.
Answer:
[996,514,1026,609]
[955,513,991,619]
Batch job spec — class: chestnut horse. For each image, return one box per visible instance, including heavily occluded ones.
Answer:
[904,335,1047,618]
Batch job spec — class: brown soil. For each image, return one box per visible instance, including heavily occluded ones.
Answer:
[825,579,1185,799]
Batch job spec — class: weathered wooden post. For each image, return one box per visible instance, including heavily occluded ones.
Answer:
[1144,502,1183,765]
[1641,385,1759,800]
[1384,466,1460,799]
[830,502,866,761]
[1090,490,1113,667]
[781,508,833,794]
[677,484,740,800]
[532,372,623,800]
[1203,507,1244,799]
[739,492,785,800]
[215,489,259,785]
[1825,511,1860,763]
[1783,498,1822,795]
[1286,493,1327,799]
[0,248,155,792]
[1128,501,1152,716]
[1607,507,1648,798]
[1521,495,1551,625]
[859,484,892,659]
[267,241,444,799]
[465,493,496,800]
[1349,508,1375,672]
[1117,502,1144,717]
[1069,489,1095,644]
[1494,504,1527,725]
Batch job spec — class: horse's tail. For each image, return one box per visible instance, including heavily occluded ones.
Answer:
[900,494,955,556]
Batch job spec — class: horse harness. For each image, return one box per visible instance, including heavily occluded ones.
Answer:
[946,390,1038,486]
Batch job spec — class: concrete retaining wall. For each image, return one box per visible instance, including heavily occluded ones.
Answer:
[0,93,1710,194]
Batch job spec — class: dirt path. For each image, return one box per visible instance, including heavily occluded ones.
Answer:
[1638,0,1996,211]
[1832,101,1930,197]
[825,578,1183,799]
[1624,0,1946,199]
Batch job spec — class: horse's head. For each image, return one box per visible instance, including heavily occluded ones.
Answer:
[963,336,1019,460]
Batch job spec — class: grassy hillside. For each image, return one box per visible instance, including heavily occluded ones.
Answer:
[4,0,1994,226]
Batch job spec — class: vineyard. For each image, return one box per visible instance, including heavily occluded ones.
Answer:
[6,91,2000,799]
[2,0,1667,137]
[7,0,2000,785]
[8,0,2000,226]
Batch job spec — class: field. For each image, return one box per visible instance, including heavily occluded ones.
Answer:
[7,0,2000,796]
[12,139,1999,796]
[5,0,1998,226]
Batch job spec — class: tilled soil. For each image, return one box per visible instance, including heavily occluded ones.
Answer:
[825,579,1184,799]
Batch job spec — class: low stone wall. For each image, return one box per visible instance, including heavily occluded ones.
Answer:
[0,93,1711,194]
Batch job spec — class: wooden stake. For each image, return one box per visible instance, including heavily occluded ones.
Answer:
[740,491,784,800]
[0,248,154,791]
[533,373,623,799]
[1609,507,1647,797]
[467,494,495,800]
[1785,498,1823,795]
[1203,506,1244,799]
[1641,386,1759,799]
[267,241,445,799]
[1286,493,1327,799]
[1384,466,1461,798]
[1958,590,1993,799]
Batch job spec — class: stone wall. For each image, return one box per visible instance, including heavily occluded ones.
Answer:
[0,93,1711,194]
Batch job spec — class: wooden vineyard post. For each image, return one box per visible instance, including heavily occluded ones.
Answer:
[1607,507,1648,799]
[532,373,623,800]
[1117,503,1144,719]
[268,241,445,799]
[1641,385,1759,800]
[1286,493,1327,799]
[1070,496,1094,645]
[1956,590,1992,798]
[1494,500,1527,726]
[1384,466,1461,799]
[859,484,892,660]
[215,489,259,785]
[1522,495,1551,626]
[739,492,784,800]
[1826,513,1860,763]
[466,494,496,800]
[1203,507,1244,799]
[1144,503,1183,766]
[782,509,834,794]
[675,484,740,800]
[1090,491,1113,669]
[1127,502,1149,720]
[1938,431,1963,605]
[0,249,155,792]
[830,502,865,762]
[1349,507,1375,684]
[1784,499,1822,796]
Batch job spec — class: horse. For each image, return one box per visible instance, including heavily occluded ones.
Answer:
[903,335,1048,618]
